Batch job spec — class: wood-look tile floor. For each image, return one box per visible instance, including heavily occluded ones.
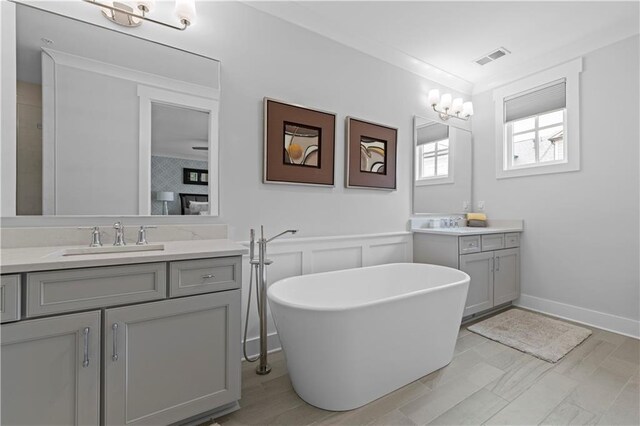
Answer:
[215,312,639,426]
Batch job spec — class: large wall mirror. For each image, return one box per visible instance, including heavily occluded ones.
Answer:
[10,4,220,217]
[413,115,472,214]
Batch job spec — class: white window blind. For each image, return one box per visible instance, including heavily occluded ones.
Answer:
[417,122,449,145]
[504,79,566,123]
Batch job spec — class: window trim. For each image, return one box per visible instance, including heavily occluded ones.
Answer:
[415,138,454,186]
[493,58,582,179]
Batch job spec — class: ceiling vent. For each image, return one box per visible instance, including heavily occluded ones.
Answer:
[474,47,511,66]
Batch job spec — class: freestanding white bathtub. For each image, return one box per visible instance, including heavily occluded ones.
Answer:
[267,263,470,411]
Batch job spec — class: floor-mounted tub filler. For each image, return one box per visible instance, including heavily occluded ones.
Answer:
[267,263,470,411]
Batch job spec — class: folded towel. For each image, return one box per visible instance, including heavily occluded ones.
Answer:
[468,219,487,227]
[467,212,487,221]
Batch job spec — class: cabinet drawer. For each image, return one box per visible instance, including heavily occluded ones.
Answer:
[26,263,166,317]
[505,233,520,248]
[481,234,505,251]
[459,236,481,254]
[1,275,21,323]
[170,257,241,297]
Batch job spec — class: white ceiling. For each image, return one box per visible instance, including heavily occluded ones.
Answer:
[151,103,209,162]
[248,1,640,94]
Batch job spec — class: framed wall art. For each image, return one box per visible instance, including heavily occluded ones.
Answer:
[346,117,397,190]
[264,98,336,186]
[183,168,208,185]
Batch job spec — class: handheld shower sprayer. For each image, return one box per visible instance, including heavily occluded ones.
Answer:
[249,228,255,261]
[243,226,299,374]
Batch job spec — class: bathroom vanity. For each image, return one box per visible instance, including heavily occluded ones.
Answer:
[412,220,523,318]
[0,237,246,426]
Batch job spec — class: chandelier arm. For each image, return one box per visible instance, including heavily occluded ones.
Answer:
[432,104,470,122]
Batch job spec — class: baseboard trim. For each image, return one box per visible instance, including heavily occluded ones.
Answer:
[242,332,282,360]
[515,294,640,339]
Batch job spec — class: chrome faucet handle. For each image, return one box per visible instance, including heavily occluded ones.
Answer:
[113,222,126,246]
[78,226,102,247]
[136,225,157,245]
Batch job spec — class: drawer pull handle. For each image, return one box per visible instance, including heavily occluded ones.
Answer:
[82,327,90,368]
[496,256,501,271]
[112,323,119,361]
[201,274,216,280]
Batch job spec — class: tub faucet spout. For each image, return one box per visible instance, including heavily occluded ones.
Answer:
[266,229,298,243]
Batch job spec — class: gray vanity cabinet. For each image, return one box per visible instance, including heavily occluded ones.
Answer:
[459,252,494,316]
[414,231,521,318]
[1,311,101,426]
[493,248,520,306]
[459,248,521,316]
[103,290,241,426]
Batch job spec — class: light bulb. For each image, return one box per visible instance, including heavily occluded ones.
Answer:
[451,98,464,114]
[462,102,474,117]
[427,89,440,107]
[439,94,452,110]
[175,0,196,26]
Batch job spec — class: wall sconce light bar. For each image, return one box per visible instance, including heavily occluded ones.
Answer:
[427,89,474,121]
[83,0,194,31]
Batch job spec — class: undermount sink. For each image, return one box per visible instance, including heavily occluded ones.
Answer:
[61,244,165,256]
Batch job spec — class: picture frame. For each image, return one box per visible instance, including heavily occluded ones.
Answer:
[346,117,398,190]
[264,98,336,186]
[183,168,209,185]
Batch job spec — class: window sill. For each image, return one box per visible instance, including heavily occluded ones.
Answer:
[415,176,454,186]
[497,160,579,179]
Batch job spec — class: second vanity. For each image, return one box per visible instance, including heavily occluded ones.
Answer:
[412,218,524,318]
[0,227,246,426]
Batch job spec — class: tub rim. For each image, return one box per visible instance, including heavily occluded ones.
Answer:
[267,262,470,313]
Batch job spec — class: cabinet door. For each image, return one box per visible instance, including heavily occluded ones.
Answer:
[460,252,494,316]
[1,311,101,426]
[104,290,241,426]
[494,248,520,306]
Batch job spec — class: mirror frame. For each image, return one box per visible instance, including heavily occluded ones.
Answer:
[1,1,221,223]
[411,113,473,216]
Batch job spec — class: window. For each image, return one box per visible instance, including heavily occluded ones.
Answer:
[415,121,453,185]
[417,138,449,179]
[507,109,565,168]
[493,58,582,179]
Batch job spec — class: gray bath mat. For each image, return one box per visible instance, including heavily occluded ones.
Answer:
[468,309,592,363]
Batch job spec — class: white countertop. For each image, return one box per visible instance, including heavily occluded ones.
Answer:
[0,239,248,274]
[412,226,523,236]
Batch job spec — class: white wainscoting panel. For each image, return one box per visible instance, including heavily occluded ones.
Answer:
[313,247,363,274]
[241,232,412,358]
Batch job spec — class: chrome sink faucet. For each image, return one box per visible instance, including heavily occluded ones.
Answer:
[78,226,103,247]
[136,225,157,245]
[113,222,126,246]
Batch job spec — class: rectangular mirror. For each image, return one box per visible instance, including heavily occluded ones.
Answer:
[12,4,220,217]
[413,115,472,214]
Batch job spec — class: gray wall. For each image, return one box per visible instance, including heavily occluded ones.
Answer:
[471,35,640,322]
[151,156,208,215]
